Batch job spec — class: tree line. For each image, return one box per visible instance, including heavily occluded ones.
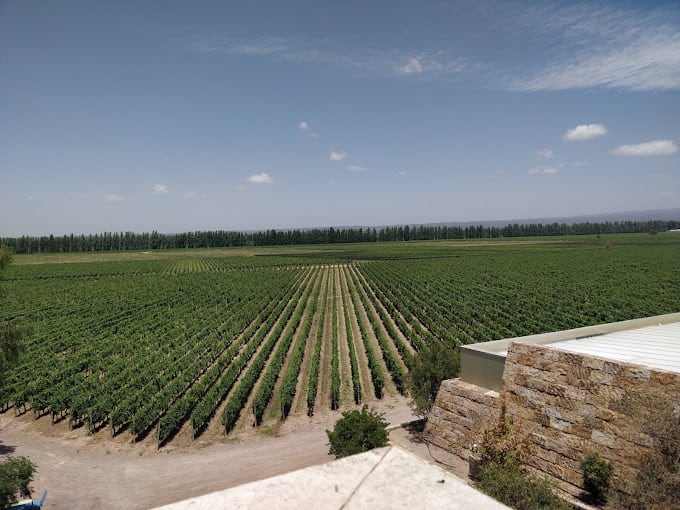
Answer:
[1,220,678,254]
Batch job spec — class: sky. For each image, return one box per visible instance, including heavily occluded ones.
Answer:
[1,0,679,236]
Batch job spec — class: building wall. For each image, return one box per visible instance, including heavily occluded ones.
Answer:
[424,379,501,459]
[426,341,680,498]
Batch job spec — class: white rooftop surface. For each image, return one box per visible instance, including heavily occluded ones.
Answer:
[546,321,680,374]
[153,446,508,510]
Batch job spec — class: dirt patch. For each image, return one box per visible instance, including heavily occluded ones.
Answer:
[0,395,419,510]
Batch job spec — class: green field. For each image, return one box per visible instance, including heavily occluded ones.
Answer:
[1,233,678,445]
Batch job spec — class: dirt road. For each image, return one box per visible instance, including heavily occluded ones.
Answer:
[0,396,417,510]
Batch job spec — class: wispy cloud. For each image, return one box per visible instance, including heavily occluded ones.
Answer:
[532,148,555,160]
[184,191,207,199]
[348,165,368,173]
[398,170,408,176]
[564,124,607,141]
[196,35,289,57]
[193,35,472,79]
[611,140,678,157]
[397,58,423,75]
[153,184,169,194]
[105,193,125,203]
[528,166,559,175]
[510,5,680,91]
[298,120,319,138]
[330,150,347,161]
[247,172,273,184]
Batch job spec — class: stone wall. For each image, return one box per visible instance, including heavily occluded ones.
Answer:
[503,341,680,497]
[424,379,501,460]
[425,341,680,498]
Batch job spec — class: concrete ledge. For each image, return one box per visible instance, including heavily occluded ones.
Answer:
[461,312,680,391]
[153,446,509,510]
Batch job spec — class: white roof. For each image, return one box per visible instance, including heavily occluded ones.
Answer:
[547,322,680,374]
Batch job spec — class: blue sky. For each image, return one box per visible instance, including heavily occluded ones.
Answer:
[1,0,679,236]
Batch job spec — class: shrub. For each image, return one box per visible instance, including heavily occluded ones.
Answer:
[475,407,570,510]
[477,405,529,469]
[477,461,571,510]
[580,451,612,505]
[408,342,459,416]
[0,456,36,508]
[326,405,389,458]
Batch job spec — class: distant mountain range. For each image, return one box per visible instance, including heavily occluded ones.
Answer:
[316,208,680,232]
[419,208,680,230]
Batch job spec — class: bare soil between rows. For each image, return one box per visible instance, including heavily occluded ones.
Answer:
[0,395,423,510]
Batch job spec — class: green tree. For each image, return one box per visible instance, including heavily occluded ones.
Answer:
[408,342,460,416]
[0,247,36,506]
[326,405,389,458]
[0,457,35,508]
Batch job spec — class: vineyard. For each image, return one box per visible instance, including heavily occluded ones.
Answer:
[1,234,678,446]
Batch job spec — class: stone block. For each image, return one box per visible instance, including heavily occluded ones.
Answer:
[624,367,651,381]
[550,417,572,432]
[591,429,616,448]
[603,361,624,376]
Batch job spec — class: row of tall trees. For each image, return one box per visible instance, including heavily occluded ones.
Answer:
[2,220,678,255]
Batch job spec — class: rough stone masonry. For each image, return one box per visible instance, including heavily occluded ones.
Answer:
[425,341,680,498]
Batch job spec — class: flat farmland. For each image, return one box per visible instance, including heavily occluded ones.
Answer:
[1,234,679,448]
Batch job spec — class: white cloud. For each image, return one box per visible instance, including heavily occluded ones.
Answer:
[564,124,607,141]
[330,150,347,161]
[247,172,273,184]
[532,148,555,159]
[397,58,423,75]
[348,165,368,173]
[105,194,125,203]
[611,140,678,157]
[398,170,408,176]
[298,120,319,138]
[528,166,559,175]
[510,5,680,91]
[153,184,169,194]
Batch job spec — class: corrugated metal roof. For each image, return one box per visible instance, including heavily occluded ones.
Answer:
[546,322,680,374]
